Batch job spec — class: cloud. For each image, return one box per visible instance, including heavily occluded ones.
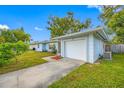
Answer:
[34,26,43,31]
[87,5,102,12]
[0,24,10,30]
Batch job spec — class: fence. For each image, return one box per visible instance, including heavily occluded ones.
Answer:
[112,44,124,53]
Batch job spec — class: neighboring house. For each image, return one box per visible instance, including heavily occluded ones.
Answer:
[30,40,58,52]
[30,43,44,51]
[53,27,109,63]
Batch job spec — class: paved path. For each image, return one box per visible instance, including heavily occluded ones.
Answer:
[0,57,85,88]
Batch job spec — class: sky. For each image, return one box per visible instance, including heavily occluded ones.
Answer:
[0,5,101,41]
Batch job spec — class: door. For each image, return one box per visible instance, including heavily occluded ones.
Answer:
[64,39,87,61]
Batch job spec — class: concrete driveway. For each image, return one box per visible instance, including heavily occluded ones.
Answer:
[0,57,85,88]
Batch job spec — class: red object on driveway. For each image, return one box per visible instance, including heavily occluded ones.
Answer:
[51,55,61,60]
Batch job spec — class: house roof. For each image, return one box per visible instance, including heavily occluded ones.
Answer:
[30,40,58,45]
[52,27,109,41]
[30,40,49,45]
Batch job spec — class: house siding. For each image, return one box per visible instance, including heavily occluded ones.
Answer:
[30,44,43,51]
[29,44,38,50]
[61,40,65,56]
[40,43,50,51]
[94,35,104,62]
[37,44,42,51]
[88,33,94,63]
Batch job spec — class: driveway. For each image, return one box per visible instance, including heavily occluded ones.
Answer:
[0,57,85,88]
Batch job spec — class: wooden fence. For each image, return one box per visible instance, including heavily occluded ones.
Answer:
[112,44,124,53]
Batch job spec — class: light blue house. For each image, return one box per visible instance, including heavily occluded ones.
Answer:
[53,27,109,63]
[30,40,58,52]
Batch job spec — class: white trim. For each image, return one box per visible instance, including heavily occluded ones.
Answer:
[86,34,89,62]
[62,37,86,42]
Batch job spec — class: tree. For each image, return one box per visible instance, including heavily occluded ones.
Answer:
[0,27,30,66]
[12,28,30,43]
[84,18,92,29]
[0,41,29,66]
[0,36,5,44]
[13,41,29,63]
[0,28,30,43]
[99,5,123,24]
[107,9,124,43]
[0,43,15,66]
[100,5,124,43]
[1,30,16,43]
[47,12,92,38]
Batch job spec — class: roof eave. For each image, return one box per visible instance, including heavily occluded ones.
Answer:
[52,27,104,40]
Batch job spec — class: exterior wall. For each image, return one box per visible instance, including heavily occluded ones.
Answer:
[94,35,104,62]
[30,42,58,52]
[29,44,42,51]
[46,43,49,51]
[61,40,65,56]
[87,33,94,63]
[42,44,46,51]
[41,43,50,51]
[88,34,105,63]
[29,44,38,50]
[37,44,42,51]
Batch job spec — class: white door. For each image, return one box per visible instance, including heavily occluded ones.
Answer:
[64,39,87,61]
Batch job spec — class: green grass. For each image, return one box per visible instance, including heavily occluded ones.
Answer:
[49,54,124,88]
[0,51,55,74]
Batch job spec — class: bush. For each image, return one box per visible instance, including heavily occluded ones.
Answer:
[13,41,29,55]
[0,43,15,66]
[0,41,29,66]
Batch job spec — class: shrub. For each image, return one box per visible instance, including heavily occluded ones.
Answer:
[13,41,29,55]
[0,41,29,66]
[13,41,29,63]
[0,43,15,66]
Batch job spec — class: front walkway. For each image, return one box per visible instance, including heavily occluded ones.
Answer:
[0,57,85,88]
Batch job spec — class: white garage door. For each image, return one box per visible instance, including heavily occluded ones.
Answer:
[64,39,87,61]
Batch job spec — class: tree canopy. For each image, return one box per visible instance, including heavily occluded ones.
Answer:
[0,27,30,66]
[47,12,92,38]
[0,27,30,44]
[100,5,124,44]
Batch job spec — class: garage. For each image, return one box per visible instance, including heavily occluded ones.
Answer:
[64,39,87,61]
[53,27,109,63]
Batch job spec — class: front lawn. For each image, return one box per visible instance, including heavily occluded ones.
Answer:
[0,51,54,74]
[49,54,124,88]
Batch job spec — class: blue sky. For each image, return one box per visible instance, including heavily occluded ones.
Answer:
[0,5,101,41]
